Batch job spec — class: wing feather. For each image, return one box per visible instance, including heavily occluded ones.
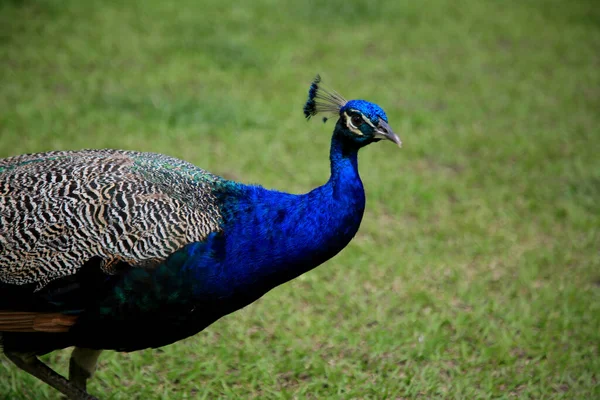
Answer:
[0,311,77,332]
[0,149,225,289]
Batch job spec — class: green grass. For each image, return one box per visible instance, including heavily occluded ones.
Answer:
[1,0,599,398]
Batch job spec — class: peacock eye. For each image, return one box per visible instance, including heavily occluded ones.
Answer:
[351,114,363,127]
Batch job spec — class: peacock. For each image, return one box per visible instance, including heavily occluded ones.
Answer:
[0,75,401,399]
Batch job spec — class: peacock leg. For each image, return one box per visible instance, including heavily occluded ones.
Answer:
[69,347,103,390]
[4,351,98,400]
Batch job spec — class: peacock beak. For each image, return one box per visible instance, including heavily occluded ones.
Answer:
[375,120,402,148]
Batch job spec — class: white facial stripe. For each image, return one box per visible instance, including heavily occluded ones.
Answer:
[345,109,378,135]
[343,111,364,136]
[346,109,376,129]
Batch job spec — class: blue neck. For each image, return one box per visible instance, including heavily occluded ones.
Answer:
[184,124,366,305]
[77,128,368,350]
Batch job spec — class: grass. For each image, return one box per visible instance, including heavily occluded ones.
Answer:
[1,0,599,398]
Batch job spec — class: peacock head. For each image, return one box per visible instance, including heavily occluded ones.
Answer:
[303,75,401,148]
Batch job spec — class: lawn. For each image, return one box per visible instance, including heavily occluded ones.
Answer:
[1,0,599,398]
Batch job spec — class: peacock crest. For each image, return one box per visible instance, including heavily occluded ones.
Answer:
[303,74,348,123]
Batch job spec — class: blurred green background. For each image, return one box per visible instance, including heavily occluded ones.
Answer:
[1,0,599,398]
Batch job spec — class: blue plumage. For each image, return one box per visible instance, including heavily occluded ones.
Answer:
[0,76,401,399]
[342,100,389,124]
[303,76,320,118]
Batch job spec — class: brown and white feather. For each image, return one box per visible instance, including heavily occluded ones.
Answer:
[0,149,224,289]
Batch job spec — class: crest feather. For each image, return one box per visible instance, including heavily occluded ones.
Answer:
[303,75,347,121]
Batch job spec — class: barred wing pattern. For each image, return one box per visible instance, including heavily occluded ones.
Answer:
[0,150,224,289]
